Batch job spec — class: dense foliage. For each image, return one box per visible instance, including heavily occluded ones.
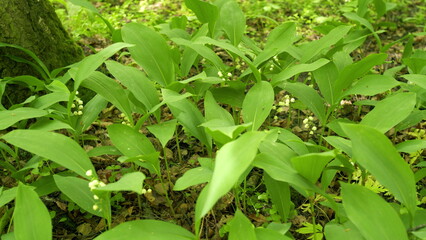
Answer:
[0,0,425,239]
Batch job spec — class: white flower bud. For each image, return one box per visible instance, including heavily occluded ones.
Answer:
[309,131,314,135]
[273,116,278,120]
[304,124,310,128]
[308,116,314,121]
[75,91,79,95]
[89,180,99,189]
[85,170,93,177]
[78,105,84,110]
[227,72,232,77]
[142,189,147,194]
[303,118,309,124]
[290,98,295,103]
[99,182,106,187]
[73,111,78,116]
[92,204,99,211]
[77,111,83,116]
[93,195,99,200]
[78,100,83,105]
[312,126,317,131]
[71,103,76,108]
[218,71,223,77]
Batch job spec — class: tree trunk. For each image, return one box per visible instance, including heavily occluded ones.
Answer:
[0,0,84,78]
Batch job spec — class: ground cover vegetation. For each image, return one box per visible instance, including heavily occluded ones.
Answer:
[0,0,425,239]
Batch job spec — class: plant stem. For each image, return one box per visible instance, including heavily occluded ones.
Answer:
[310,196,318,240]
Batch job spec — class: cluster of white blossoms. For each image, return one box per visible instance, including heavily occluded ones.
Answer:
[302,116,317,135]
[217,71,233,81]
[272,95,296,120]
[72,91,84,116]
[269,56,279,71]
[85,169,105,211]
[119,113,131,126]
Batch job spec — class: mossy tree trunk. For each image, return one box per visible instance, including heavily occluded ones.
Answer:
[0,0,83,78]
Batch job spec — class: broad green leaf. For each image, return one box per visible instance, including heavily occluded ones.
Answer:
[70,42,132,89]
[29,118,74,132]
[276,128,309,155]
[401,74,426,90]
[184,0,218,34]
[396,140,426,153]
[333,53,387,102]
[14,183,52,240]
[107,124,157,156]
[95,172,146,194]
[313,62,339,105]
[218,0,245,46]
[196,131,266,220]
[341,124,417,215]
[0,108,48,130]
[291,151,335,183]
[253,22,296,67]
[395,109,426,132]
[106,61,160,113]
[53,175,102,217]
[163,89,211,151]
[357,0,371,17]
[2,130,95,179]
[147,119,178,148]
[344,12,375,33]
[361,92,416,133]
[0,187,17,208]
[242,81,274,131]
[264,173,291,221]
[344,74,400,96]
[195,36,261,82]
[373,0,387,17]
[279,82,326,124]
[341,183,409,240]
[324,221,365,240]
[300,25,352,63]
[171,37,227,71]
[255,228,293,240]
[94,220,195,240]
[78,94,108,132]
[323,136,353,157]
[87,146,121,157]
[204,91,234,124]
[122,23,175,86]
[228,210,256,240]
[173,167,213,191]
[271,58,330,86]
[29,92,69,109]
[201,119,251,145]
[81,71,133,123]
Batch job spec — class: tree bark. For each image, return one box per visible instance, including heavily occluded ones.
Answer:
[0,0,84,78]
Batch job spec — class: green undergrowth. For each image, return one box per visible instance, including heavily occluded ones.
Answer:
[1,0,426,239]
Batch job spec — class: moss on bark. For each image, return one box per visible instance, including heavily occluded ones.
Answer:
[0,0,84,78]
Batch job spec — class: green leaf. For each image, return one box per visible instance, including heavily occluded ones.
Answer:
[255,228,293,240]
[401,74,426,90]
[228,210,257,240]
[218,0,245,46]
[396,140,426,153]
[313,62,339,105]
[147,119,178,148]
[333,53,387,103]
[242,81,274,131]
[184,0,218,34]
[0,187,17,208]
[300,25,352,63]
[53,175,103,217]
[14,183,52,240]
[171,37,227,71]
[361,92,416,133]
[344,12,375,33]
[2,130,95,179]
[201,119,251,145]
[276,128,309,155]
[253,22,296,67]
[70,42,132,89]
[95,172,146,194]
[291,151,335,183]
[196,131,266,220]
[204,91,234,124]
[324,221,365,240]
[341,183,409,240]
[107,124,157,156]
[122,23,175,86]
[271,58,330,86]
[173,167,213,191]
[264,173,291,221]
[341,124,417,216]
[163,89,211,151]
[81,71,133,123]
[279,82,327,124]
[29,92,69,109]
[344,74,400,96]
[0,108,48,130]
[94,220,195,240]
[106,61,160,112]
[78,94,108,133]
